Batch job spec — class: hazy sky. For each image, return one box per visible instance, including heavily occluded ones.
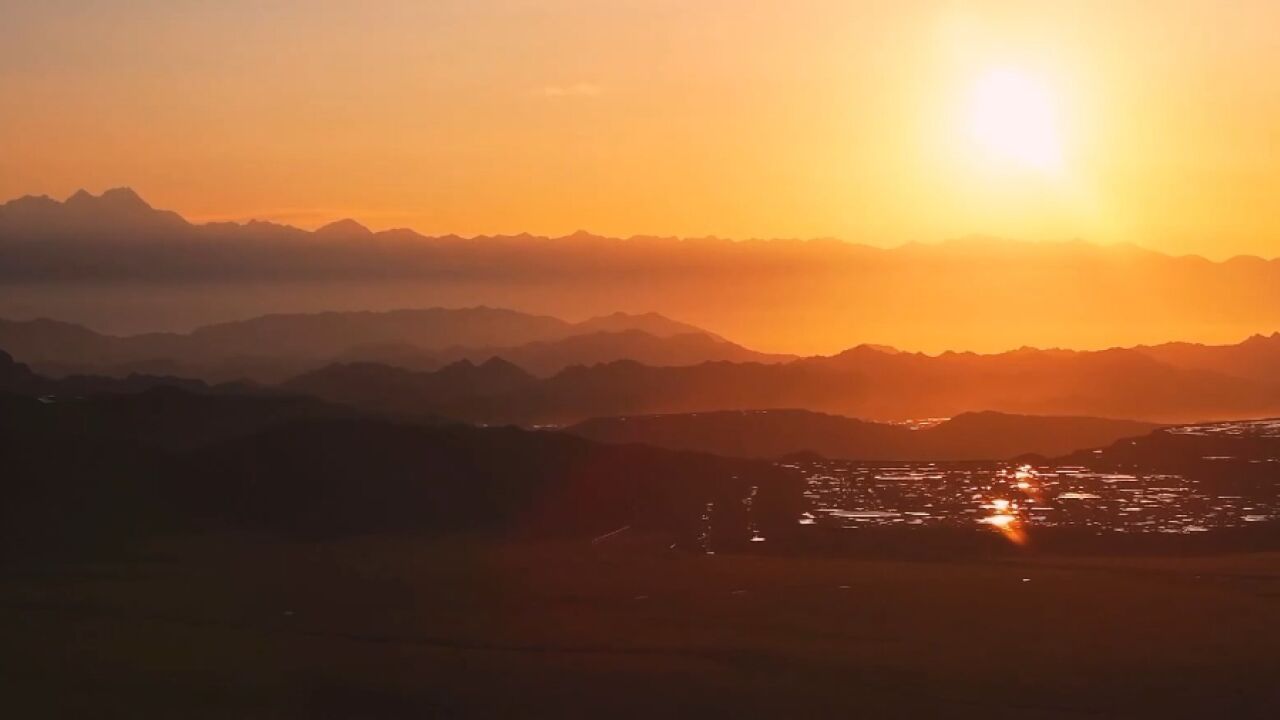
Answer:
[3,1,1278,258]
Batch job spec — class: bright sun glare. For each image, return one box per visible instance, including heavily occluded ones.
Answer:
[968,68,1063,173]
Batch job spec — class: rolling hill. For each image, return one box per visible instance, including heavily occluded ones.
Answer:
[0,308,786,382]
[281,342,1280,425]
[564,409,1160,461]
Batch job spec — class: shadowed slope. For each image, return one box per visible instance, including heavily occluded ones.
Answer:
[0,309,751,382]
[565,409,1159,461]
[281,346,1280,425]
[0,387,801,555]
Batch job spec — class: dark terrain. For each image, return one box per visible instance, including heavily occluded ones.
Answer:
[4,537,1278,718]
[566,408,1159,460]
[3,332,1280,718]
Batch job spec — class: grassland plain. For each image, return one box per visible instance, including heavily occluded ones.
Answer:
[4,535,1278,718]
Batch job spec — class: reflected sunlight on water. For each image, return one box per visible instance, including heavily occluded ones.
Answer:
[782,460,1279,536]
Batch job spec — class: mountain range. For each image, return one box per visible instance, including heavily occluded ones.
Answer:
[564,409,1160,461]
[0,308,788,383]
[6,301,1280,422]
[282,332,1280,424]
[0,347,1204,464]
[6,189,1280,354]
[1059,418,1280,492]
[1,384,799,557]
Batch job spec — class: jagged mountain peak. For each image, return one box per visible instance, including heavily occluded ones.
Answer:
[66,187,152,211]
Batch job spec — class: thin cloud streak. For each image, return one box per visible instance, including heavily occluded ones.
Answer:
[539,82,603,98]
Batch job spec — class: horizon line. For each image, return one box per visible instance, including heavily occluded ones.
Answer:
[5,187,1276,265]
[3,304,1278,361]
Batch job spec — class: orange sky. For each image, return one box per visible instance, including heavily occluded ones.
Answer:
[3,1,1279,259]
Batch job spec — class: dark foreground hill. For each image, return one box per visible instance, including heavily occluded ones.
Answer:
[565,409,1160,461]
[1,353,1277,718]
[1060,417,1280,488]
[0,387,801,560]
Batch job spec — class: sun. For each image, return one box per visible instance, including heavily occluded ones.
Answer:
[968,67,1064,173]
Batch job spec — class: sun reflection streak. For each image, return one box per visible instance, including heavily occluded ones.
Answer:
[1012,464,1043,503]
[982,465,1040,545]
[981,475,1034,546]
[979,512,1028,545]
[980,513,1015,528]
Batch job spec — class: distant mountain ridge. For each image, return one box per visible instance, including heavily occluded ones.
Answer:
[0,308,787,382]
[1,338,1271,466]
[1133,333,1280,384]
[0,187,189,239]
[7,189,1280,353]
[8,188,1277,271]
[564,409,1161,461]
[8,301,1280,422]
[0,347,213,398]
[280,332,1280,425]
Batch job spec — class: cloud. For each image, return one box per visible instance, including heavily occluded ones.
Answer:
[539,82,603,98]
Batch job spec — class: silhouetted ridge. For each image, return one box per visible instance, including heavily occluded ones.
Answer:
[14,308,1279,424]
[1,389,802,552]
[276,334,1280,425]
[82,187,152,211]
[0,308,764,383]
[564,409,1159,461]
[436,356,535,390]
[314,218,373,238]
[9,189,1280,367]
[574,311,720,339]
[0,348,37,390]
[0,187,188,239]
[1057,418,1280,493]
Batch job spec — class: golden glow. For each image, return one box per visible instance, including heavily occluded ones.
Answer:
[1014,466,1038,492]
[4,2,1280,257]
[982,477,1032,545]
[968,68,1063,173]
[981,514,1015,528]
[980,512,1028,546]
